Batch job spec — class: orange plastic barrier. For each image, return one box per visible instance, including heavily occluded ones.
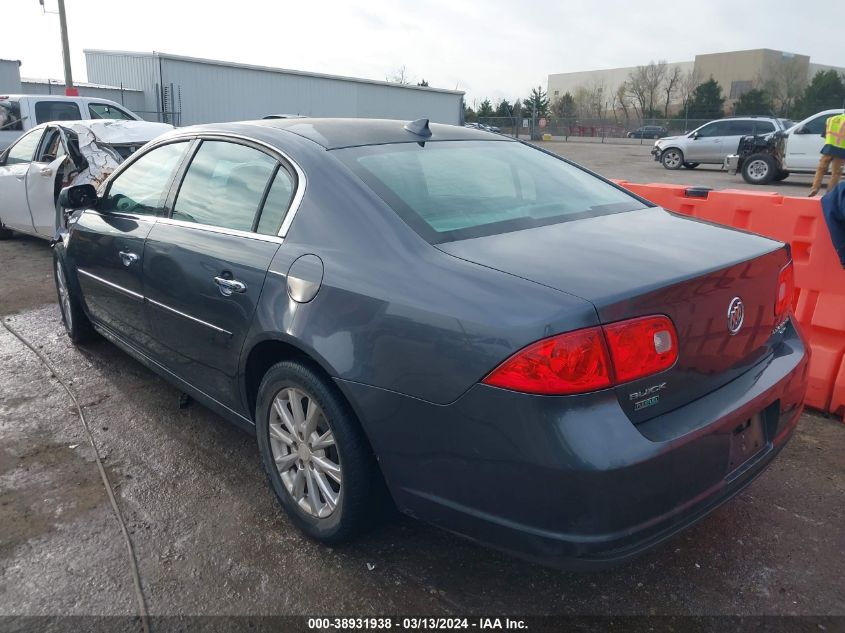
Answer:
[615,181,845,419]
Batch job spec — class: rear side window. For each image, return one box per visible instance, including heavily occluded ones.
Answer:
[337,141,646,243]
[172,141,276,232]
[5,128,44,165]
[88,103,134,120]
[102,142,189,215]
[727,120,755,136]
[34,101,82,124]
[0,98,22,131]
[754,121,776,135]
[256,168,296,236]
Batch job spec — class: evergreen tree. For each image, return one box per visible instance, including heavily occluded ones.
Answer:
[477,99,495,118]
[687,78,725,119]
[796,70,845,118]
[733,89,772,115]
[523,86,550,117]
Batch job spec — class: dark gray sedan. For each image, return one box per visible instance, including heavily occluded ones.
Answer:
[53,117,808,568]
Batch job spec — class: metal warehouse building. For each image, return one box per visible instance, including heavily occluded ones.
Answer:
[84,50,464,126]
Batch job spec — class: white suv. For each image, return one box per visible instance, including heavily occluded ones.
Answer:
[651,117,786,170]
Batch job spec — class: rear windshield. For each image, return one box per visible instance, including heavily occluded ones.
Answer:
[336,140,647,243]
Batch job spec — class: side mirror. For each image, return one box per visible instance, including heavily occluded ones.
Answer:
[58,184,98,210]
[690,132,700,139]
[794,126,806,134]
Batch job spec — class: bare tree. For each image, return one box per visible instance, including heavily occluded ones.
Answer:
[761,57,807,117]
[662,65,683,117]
[586,79,607,119]
[614,82,632,125]
[386,65,411,85]
[573,85,592,119]
[629,61,667,119]
[678,68,702,115]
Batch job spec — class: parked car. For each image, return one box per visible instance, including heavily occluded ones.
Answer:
[628,125,667,139]
[0,119,173,240]
[652,116,786,169]
[725,109,845,184]
[464,121,501,133]
[0,94,145,151]
[53,117,807,568]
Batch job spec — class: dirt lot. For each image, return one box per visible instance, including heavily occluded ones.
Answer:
[1,158,843,627]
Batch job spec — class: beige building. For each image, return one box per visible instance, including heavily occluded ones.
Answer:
[548,48,845,111]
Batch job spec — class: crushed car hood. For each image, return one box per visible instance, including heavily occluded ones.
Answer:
[62,120,173,189]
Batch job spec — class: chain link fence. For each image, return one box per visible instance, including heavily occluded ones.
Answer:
[469,115,717,144]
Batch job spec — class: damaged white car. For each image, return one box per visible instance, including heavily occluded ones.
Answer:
[0,119,172,240]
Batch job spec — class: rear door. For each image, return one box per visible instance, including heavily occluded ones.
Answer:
[69,140,191,346]
[142,138,297,410]
[720,119,754,157]
[0,127,45,233]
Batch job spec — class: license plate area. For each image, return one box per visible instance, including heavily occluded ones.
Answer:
[728,413,766,473]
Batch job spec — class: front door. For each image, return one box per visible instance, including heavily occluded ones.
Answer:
[685,121,729,162]
[785,114,830,171]
[69,140,192,346]
[142,139,296,411]
[0,128,45,233]
[26,125,70,237]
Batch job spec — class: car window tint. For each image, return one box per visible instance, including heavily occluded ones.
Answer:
[728,120,755,136]
[172,141,276,232]
[695,122,723,137]
[88,103,134,120]
[339,140,645,243]
[5,128,44,165]
[34,101,82,124]
[753,121,775,135]
[256,167,295,236]
[102,142,189,215]
[804,115,828,135]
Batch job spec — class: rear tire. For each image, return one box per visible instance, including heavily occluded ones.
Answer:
[661,148,684,170]
[256,360,385,544]
[53,250,96,344]
[741,153,776,185]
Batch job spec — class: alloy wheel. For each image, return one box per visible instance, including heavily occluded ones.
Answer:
[662,150,682,169]
[268,387,341,519]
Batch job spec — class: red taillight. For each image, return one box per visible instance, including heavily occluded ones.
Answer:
[775,261,794,321]
[603,315,678,384]
[482,327,612,395]
[482,315,679,395]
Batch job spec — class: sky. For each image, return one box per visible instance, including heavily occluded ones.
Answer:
[2,0,838,106]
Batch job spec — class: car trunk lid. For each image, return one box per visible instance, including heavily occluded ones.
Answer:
[438,207,787,421]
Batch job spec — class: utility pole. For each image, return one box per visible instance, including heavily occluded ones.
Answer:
[53,0,77,95]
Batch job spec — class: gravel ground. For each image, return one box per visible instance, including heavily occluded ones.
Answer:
[0,162,843,626]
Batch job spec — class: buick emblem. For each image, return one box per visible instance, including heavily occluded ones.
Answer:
[727,297,745,335]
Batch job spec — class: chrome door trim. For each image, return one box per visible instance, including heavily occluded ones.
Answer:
[155,216,285,244]
[83,209,158,223]
[146,297,233,336]
[77,269,144,301]
[126,130,307,239]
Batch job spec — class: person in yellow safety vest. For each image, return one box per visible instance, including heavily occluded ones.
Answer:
[809,112,845,196]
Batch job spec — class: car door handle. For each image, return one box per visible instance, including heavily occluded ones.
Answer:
[214,276,247,296]
[119,251,139,266]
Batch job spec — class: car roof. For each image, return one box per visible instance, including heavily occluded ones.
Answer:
[177,118,509,150]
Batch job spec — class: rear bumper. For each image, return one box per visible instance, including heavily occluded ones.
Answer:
[338,319,809,569]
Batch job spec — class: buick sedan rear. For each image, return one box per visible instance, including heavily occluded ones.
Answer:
[53,118,808,568]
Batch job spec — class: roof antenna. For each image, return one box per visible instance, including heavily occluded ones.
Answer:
[404,118,432,137]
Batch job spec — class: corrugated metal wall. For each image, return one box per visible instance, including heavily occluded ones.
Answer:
[19,81,146,112]
[85,51,463,127]
[0,60,22,93]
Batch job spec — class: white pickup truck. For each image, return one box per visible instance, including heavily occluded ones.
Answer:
[0,94,144,151]
[726,109,845,184]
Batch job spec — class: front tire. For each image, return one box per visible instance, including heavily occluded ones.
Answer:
[53,250,95,344]
[741,153,776,185]
[256,360,384,544]
[774,170,790,182]
[661,148,684,170]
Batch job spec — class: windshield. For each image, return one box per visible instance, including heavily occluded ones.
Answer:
[336,140,647,243]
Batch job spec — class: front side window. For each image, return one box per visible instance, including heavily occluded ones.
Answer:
[695,121,728,138]
[34,101,82,124]
[36,127,67,162]
[5,128,44,165]
[88,103,134,120]
[172,141,276,232]
[102,142,189,215]
[803,115,829,136]
[337,140,646,243]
